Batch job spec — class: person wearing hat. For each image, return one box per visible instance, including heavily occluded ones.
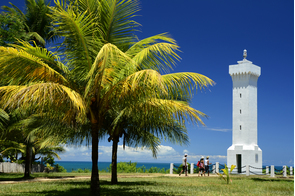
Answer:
[198,156,205,176]
[204,156,211,176]
[179,154,188,176]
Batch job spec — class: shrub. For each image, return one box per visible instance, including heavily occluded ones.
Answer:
[44,163,54,173]
[137,166,147,173]
[77,168,84,173]
[108,161,169,174]
[55,164,67,173]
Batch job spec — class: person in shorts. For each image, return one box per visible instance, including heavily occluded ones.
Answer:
[204,156,211,176]
[179,154,188,176]
[198,157,205,176]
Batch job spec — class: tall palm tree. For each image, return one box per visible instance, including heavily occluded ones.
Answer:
[106,33,213,184]
[0,0,214,195]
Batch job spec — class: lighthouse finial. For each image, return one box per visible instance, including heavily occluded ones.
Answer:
[243,49,247,59]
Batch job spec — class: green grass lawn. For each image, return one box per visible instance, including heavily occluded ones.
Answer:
[0,173,293,196]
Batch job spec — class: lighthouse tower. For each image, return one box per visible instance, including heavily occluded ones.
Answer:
[227,50,262,174]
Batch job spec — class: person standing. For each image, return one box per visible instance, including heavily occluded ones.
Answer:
[204,156,211,176]
[179,154,188,176]
[198,157,205,176]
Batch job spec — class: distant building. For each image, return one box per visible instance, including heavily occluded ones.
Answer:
[227,50,262,174]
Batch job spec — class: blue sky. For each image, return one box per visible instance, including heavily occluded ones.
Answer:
[2,0,294,166]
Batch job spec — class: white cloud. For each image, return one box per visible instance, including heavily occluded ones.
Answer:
[183,149,189,155]
[63,145,91,153]
[205,128,232,132]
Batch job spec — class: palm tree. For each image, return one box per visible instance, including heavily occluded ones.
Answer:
[0,110,68,178]
[0,0,214,195]
[0,11,29,46]
[2,0,56,47]
[105,33,212,184]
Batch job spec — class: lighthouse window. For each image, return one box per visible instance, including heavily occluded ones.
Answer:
[240,93,242,98]
[240,125,242,130]
[240,110,242,114]
[255,154,258,163]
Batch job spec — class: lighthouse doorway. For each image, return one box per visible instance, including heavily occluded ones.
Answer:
[236,154,242,173]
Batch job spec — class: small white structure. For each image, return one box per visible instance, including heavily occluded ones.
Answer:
[227,50,262,174]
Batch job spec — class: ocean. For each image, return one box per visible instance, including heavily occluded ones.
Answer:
[54,161,285,173]
[55,161,173,172]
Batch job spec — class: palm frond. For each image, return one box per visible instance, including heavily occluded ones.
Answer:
[27,32,46,47]
[0,46,68,85]
[85,43,137,99]
[0,109,9,131]
[0,83,86,121]
[98,0,140,50]
[50,0,102,75]
[11,40,70,75]
[127,33,180,73]
[162,72,215,100]
[2,3,27,23]
[125,130,160,158]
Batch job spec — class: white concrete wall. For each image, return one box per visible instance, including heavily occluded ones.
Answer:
[0,162,43,173]
[227,145,262,174]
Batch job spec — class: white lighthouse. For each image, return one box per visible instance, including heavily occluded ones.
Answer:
[227,50,262,174]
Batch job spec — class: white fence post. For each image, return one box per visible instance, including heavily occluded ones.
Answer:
[216,162,219,174]
[170,163,173,174]
[191,163,194,174]
[266,166,269,175]
[270,165,275,177]
[246,165,250,176]
[290,166,293,175]
[283,165,287,177]
[212,164,216,174]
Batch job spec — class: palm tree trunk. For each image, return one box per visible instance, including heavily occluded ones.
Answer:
[24,144,31,178]
[90,123,100,196]
[111,136,119,184]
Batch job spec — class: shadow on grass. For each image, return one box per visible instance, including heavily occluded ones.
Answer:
[251,178,294,182]
[22,180,169,196]
[0,173,29,181]
[0,173,79,182]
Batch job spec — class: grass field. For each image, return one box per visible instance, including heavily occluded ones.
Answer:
[0,173,293,196]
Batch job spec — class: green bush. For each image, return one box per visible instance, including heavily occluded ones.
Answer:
[70,168,91,173]
[136,165,147,173]
[77,168,84,173]
[55,164,67,172]
[107,161,169,174]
